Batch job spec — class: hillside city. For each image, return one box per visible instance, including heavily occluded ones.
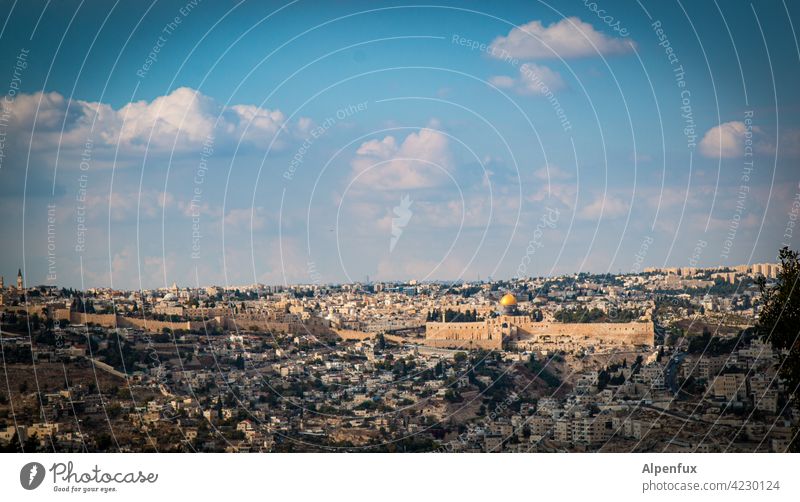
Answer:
[0,261,795,453]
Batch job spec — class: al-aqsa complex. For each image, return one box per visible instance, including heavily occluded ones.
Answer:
[424,293,655,351]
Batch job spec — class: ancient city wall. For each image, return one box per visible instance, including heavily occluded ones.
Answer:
[516,321,654,345]
[120,316,192,332]
[425,321,493,341]
[423,337,503,350]
[425,317,654,350]
[53,309,335,335]
[424,321,502,350]
[55,309,192,333]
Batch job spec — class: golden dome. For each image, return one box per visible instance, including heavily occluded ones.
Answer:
[499,293,517,306]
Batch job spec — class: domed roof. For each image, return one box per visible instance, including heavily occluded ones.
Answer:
[499,293,517,306]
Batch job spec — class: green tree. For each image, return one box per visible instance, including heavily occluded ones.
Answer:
[756,247,800,451]
[444,389,463,403]
[23,434,39,452]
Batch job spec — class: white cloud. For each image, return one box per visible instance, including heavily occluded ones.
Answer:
[1,87,304,156]
[104,248,177,289]
[755,128,800,157]
[224,206,269,230]
[533,164,572,180]
[488,75,516,88]
[699,121,752,158]
[375,254,469,282]
[83,190,173,221]
[489,17,634,59]
[629,151,652,163]
[578,194,629,220]
[350,128,452,190]
[528,182,576,209]
[700,123,800,159]
[490,63,565,95]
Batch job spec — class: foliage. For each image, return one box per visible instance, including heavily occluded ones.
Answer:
[444,389,463,403]
[756,247,800,452]
[426,308,482,322]
[526,354,560,388]
[553,306,640,323]
[686,328,757,355]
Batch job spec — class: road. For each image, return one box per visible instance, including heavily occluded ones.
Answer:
[665,351,686,394]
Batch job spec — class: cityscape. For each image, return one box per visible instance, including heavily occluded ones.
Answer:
[0,258,796,452]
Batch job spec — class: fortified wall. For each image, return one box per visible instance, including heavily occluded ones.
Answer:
[55,309,194,333]
[53,309,333,336]
[425,315,654,351]
[424,322,503,350]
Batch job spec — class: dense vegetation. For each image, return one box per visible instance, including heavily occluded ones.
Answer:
[426,308,482,322]
[553,306,641,323]
[756,247,800,451]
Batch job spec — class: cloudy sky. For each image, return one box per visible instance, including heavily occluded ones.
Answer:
[1,0,798,289]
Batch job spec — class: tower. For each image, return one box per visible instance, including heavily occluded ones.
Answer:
[0,276,4,289]
[17,269,23,290]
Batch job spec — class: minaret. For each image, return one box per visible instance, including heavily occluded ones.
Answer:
[17,269,23,290]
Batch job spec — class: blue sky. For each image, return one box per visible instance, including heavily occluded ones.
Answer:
[1,0,798,289]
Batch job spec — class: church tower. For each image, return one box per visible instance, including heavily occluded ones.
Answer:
[17,269,23,290]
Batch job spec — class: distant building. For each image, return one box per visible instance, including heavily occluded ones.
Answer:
[712,373,746,401]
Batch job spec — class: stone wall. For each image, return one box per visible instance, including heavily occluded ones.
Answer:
[424,321,502,350]
[53,308,335,336]
[507,318,654,346]
[425,316,654,350]
[55,309,192,333]
[423,337,503,350]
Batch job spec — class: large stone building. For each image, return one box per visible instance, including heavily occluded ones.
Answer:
[424,293,654,351]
